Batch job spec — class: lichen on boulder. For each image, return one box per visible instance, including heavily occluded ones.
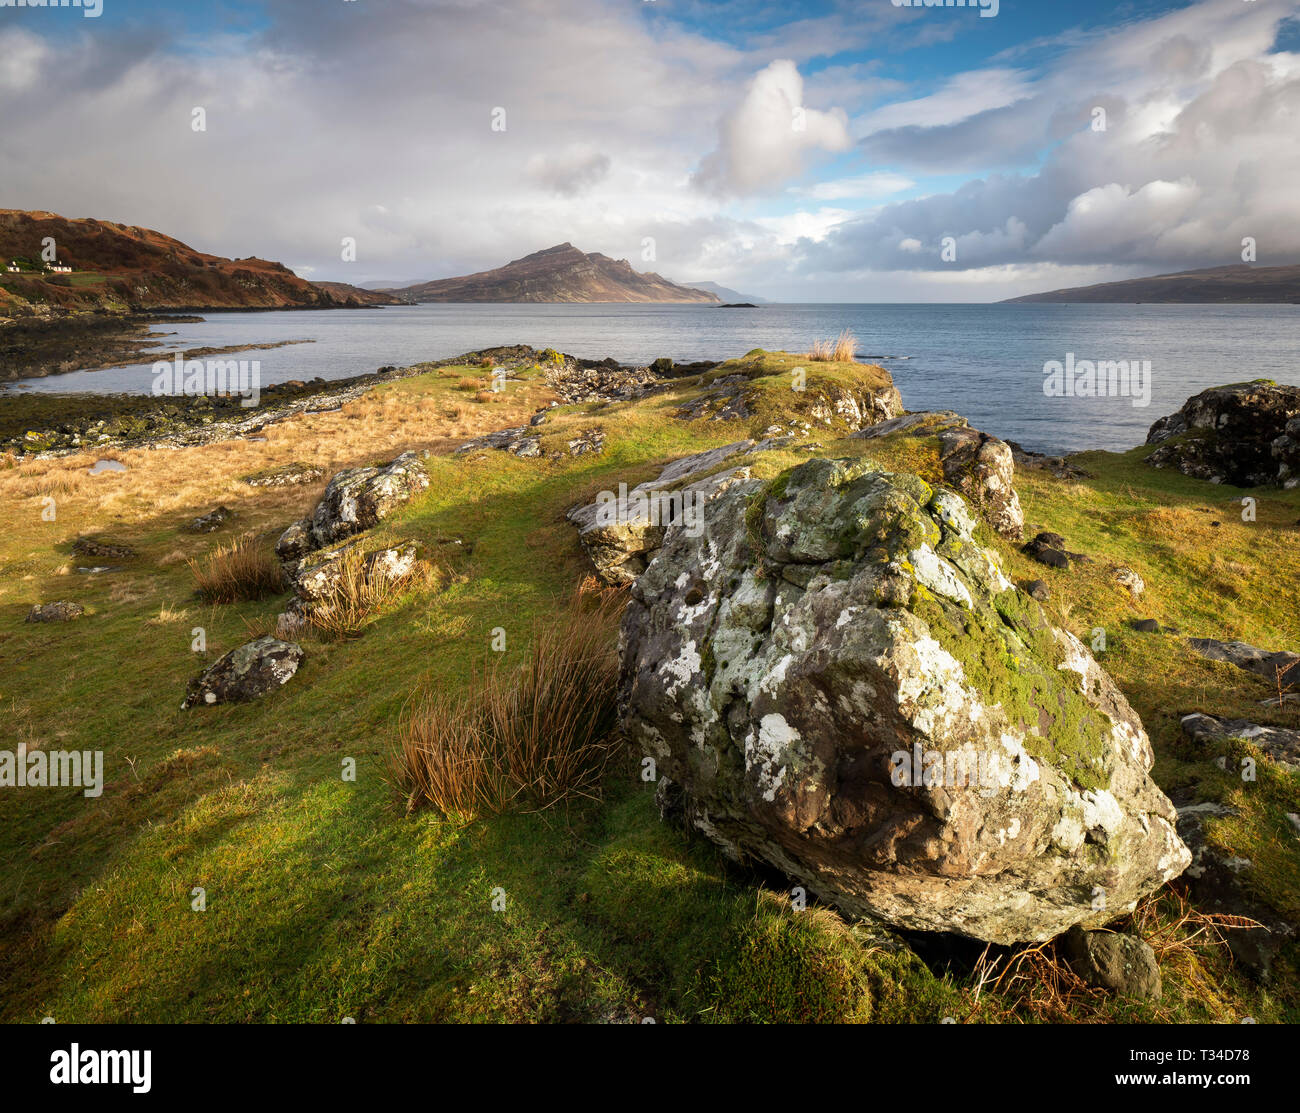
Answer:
[275,451,428,560]
[619,456,1189,943]
[182,636,303,709]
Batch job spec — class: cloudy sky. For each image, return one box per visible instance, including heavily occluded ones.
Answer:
[2,0,1298,300]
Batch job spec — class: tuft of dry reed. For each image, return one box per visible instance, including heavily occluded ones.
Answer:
[396,580,625,818]
[304,545,436,640]
[188,533,285,603]
[808,329,858,362]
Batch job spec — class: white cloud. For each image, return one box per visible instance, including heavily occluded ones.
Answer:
[693,60,853,196]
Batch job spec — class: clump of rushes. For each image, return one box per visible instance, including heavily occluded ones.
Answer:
[396,579,625,818]
[188,533,285,604]
[808,329,858,362]
[305,546,436,641]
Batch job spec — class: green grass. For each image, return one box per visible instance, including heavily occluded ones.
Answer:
[1,354,1296,1022]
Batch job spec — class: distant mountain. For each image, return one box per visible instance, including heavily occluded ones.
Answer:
[1003,264,1300,304]
[313,281,406,305]
[683,280,768,304]
[0,209,400,314]
[358,280,424,291]
[394,243,720,303]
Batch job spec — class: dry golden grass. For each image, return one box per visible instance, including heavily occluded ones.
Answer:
[144,604,190,626]
[808,329,858,362]
[0,367,552,612]
[188,533,285,604]
[396,581,624,818]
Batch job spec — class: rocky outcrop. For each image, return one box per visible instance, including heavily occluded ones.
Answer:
[276,538,425,638]
[26,601,84,623]
[1175,800,1295,980]
[1180,713,1300,773]
[676,373,903,434]
[547,360,659,403]
[852,412,1023,539]
[457,423,608,461]
[275,452,428,561]
[182,636,303,709]
[243,462,325,489]
[1146,380,1300,487]
[620,456,1190,943]
[1186,637,1300,685]
[71,537,136,562]
[455,427,540,459]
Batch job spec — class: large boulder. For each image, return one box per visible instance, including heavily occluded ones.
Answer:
[182,636,303,709]
[852,411,1023,539]
[620,456,1190,943]
[275,452,428,560]
[1146,380,1300,487]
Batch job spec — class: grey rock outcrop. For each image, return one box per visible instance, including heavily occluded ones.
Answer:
[567,439,769,585]
[1146,380,1300,487]
[1180,713,1300,773]
[1186,637,1300,685]
[276,538,424,637]
[620,456,1190,943]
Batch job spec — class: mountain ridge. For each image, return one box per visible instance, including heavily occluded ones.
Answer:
[1003,263,1300,304]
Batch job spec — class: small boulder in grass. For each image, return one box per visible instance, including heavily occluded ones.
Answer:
[1062,927,1162,1000]
[187,506,236,533]
[1113,566,1144,599]
[26,601,85,623]
[182,636,303,709]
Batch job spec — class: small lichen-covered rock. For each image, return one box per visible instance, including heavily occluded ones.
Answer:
[275,539,424,635]
[288,452,429,557]
[72,536,136,561]
[187,506,235,533]
[1146,380,1300,487]
[182,636,303,709]
[1180,712,1300,773]
[242,461,326,488]
[26,601,85,623]
[620,456,1190,943]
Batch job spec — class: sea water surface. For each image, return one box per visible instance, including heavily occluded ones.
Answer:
[6,302,1299,455]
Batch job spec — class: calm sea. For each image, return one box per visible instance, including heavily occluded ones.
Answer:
[6,302,1299,455]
